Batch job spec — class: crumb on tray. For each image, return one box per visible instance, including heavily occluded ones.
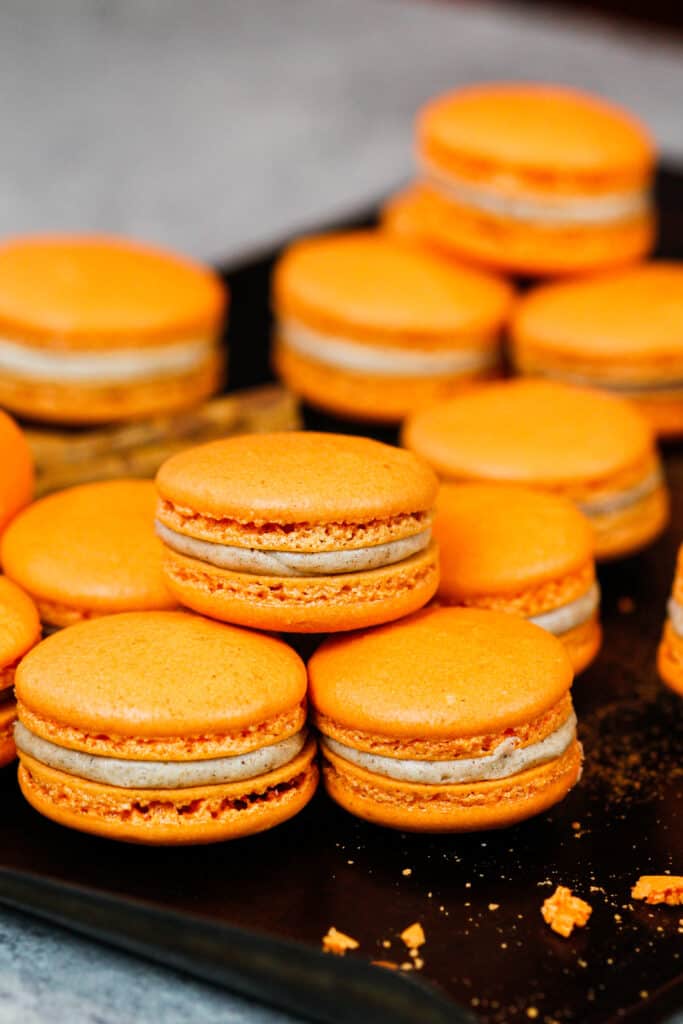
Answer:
[322,926,360,955]
[541,886,592,937]
[632,876,683,906]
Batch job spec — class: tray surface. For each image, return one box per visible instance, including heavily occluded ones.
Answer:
[1,170,683,1024]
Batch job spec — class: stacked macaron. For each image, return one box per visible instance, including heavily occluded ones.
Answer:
[0,577,41,768]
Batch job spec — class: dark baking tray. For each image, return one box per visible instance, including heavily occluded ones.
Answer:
[1,169,682,1024]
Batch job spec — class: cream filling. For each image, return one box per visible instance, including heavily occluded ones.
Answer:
[667,597,683,636]
[14,722,306,789]
[421,162,651,226]
[0,336,214,383]
[322,712,576,785]
[529,583,599,636]
[155,520,431,577]
[279,320,499,378]
[578,465,662,518]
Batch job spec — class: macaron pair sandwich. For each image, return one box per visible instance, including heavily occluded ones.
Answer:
[512,263,683,438]
[309,605,582,832]
[0,409,33,538]
[272,231,513,423]
[434,483,600,673]
[0,577,40,768]
[383,83,655,277]
[155,432,439,632]
[2,480,177,631]
[15,611,318,844]
[403,379,668,560]
[0,235,227,424]
[658,545,683,697]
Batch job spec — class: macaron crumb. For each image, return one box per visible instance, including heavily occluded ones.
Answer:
[400,922,426,952]
[371,960,399,970]
[401,868,412,877]
[541,886,592,937]
[322,927,359,955]
[488,903,500,911]
[526,1009,539,1020]
[632,875,683,906]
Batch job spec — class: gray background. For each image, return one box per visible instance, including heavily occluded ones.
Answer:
[0,1,682,1021]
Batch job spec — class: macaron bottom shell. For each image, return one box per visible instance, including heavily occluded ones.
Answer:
[17,739,318,845]
[322,738,582,833]
[274,341,498,423]
[590,484,669,561]
[631,391,683,439]
[0,351,222,425]
[162,543,439,633]
[561,616,602,675]
[0,703,17,768]
[657,621,683,697]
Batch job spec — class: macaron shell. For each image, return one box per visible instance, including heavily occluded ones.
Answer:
[162,543,439,634]
[434,483,594,599]
[402,380,655,490]
[16,611,307,739]
[590,484,669,561]
[156,432,438,525]
[0,576,41,668]
[322,738,582,832]
[274,231,513,343]
[2,480,178,617]
[309,606,572,739]
[0,411,33,536]
[621,391,683,440]
[562,617,602,676]
[18,739,318,845]
[658,621,683,697]
[0,236,226,344]
[0,702,17,768]
[418,84,654,182]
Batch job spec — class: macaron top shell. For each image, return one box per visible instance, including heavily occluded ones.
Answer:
[1,480,177,614]
[0,576,40,667]
[402,380,654,488]
[16,611,306,738]
[274,231,513,343]
[309,606,572,738]
[513,263,683,362]
[434,483,594,598]
[0,410,33,535]
[0,235,226,344]
[419,83,654,183]
[156,432,438,524]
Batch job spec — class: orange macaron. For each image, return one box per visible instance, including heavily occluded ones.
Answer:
[14,611,317,844]
[0,577,40,767]
[0,235,227,424]
[155,432,439,632]
[0,409,33,537]
[434,483,600,673]
[309,605,581,832]
[512,263,683,438]
[400,83,655,277]
[272,230,513,422]
[403,379,668,560]
[1,479,177,630]
[658,545,683,697]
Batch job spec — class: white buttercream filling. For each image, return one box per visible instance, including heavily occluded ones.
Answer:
[578,466,663,518]
[421,162,651,226]
[0,336,214,383]
[155,520,432,577]
[279,320,499,377]
[667,597,683,636]
[529,583,600,636]
[322,712,576,785]
[14,722,306,789]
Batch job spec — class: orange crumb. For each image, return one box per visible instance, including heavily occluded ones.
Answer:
[402,868,412,877]
[632,876,683,906]
[413,957,424,970]
[488,903,500,911]
[381,939,391,949]
[322,926,359,955]
[372,960,399,970]
[400,961,414,971]
[527,1010,539,1020]
[400,922,426,950]
[541,886,592,938]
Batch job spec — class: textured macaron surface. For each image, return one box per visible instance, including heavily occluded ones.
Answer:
[274,231,513,341]
[403,379,654,489]
[0,235,226,341]
[1,479,176,614]
[419,84,654,180]
[156,432,438,529]
[309,606,572,739]
[0,410,33,535]
[0,576,40,669]
[514,263,683,362]
[434,483,594,598]
[16,611,306,742]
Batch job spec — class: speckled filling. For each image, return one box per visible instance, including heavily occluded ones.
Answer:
[15,724,307,789]
[321,713,576,785]
[156,519,431,576]
[667,597,683,636]
[529,584,600,636]
[578,465,663,517]
[278,320,499,377]
[421,163,651,225]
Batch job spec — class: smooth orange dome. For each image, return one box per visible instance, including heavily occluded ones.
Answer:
[0,576,40,667]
